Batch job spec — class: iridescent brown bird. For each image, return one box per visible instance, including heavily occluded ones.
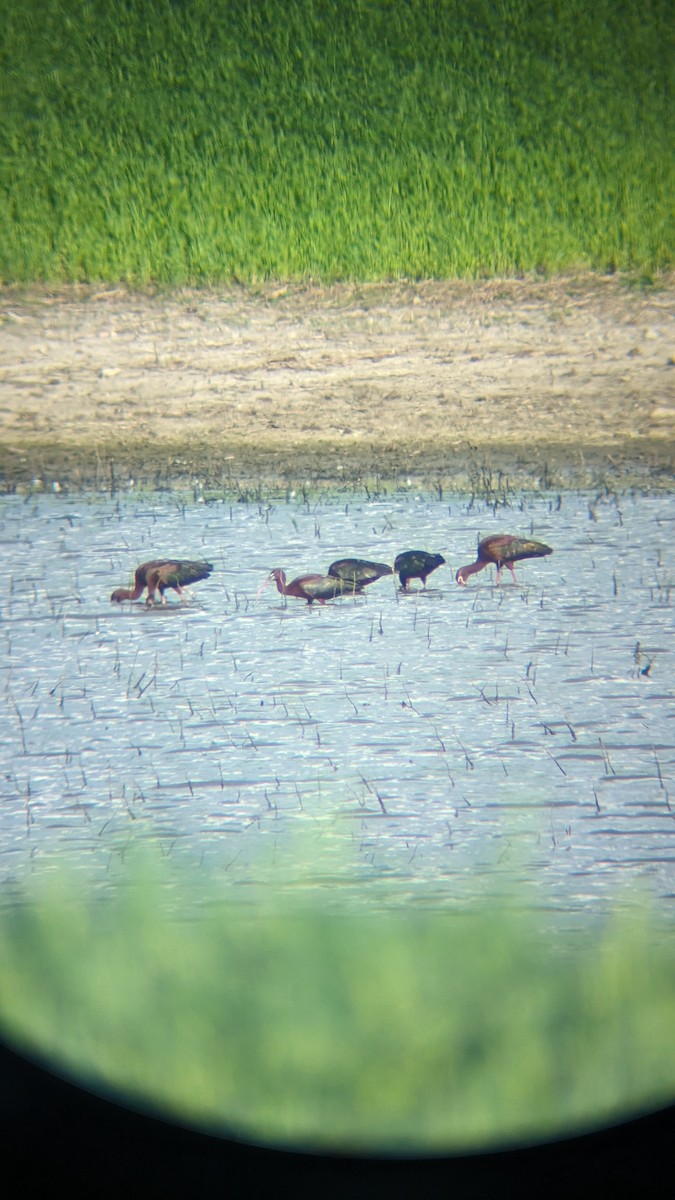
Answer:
[110,559,214,606]
[328,559,393,590]
[394,550,446,591]
[455,535,552,586]
[260,568,361,605]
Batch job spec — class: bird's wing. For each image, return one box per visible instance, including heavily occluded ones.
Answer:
[163,560,214,585]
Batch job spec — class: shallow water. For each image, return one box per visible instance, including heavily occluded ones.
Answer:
[0,488,673,921]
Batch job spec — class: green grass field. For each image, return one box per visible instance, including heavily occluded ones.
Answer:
[1,857,673,1153]
[1,0,672,283]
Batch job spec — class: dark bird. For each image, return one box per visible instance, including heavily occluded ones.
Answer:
[394,550,446,591]
[328,558,393,590]
[455,535,552,586]
[110,559,214,606]
[260,568,361,605]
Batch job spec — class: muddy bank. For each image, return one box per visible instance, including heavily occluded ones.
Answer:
[1,275,673,495]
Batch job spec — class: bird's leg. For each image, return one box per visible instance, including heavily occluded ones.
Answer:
[495,565,502,585]
[146,571,161,605]
[174,585,188,604]
[507,563,518,584]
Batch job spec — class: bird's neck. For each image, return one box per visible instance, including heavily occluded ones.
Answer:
[461,560,485,581]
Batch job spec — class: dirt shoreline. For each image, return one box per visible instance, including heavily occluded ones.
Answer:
[1,275,673,495]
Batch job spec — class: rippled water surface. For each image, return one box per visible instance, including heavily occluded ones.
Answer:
[1,488,673,921]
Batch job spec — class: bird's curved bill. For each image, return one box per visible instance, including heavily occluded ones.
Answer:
[255,574,273,598]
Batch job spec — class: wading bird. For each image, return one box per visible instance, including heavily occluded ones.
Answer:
[260,568,361,605]
[455,535,552,586]
[328,558,393,589]
[394,550,446,590]
[110,559,214,606]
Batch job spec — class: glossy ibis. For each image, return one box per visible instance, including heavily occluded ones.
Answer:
[261,568,360,605]
[328,558,393,590]
[455,535,552,586]
[110,559,214,606]
[394,550,446,590]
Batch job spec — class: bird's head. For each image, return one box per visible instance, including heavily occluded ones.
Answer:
[256,568,284,598]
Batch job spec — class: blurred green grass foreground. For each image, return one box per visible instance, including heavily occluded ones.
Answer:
[0,852,674,1154]
[1,0,672,284]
